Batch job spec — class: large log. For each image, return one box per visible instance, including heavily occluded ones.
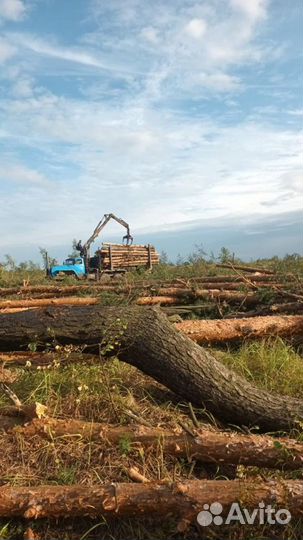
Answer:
[0,479,301,520]
[19,418,303,470]
[176,315,303,344]
[0,306,302,431]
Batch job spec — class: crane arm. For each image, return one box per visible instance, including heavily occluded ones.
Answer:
[77,214,133,257]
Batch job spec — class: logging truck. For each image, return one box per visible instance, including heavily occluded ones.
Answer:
[49,214,159,279]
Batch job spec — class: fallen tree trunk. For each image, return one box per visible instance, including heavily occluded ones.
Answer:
[0,307,302,431]
[0,285,117,297]
[19,418,303,470]
[216,263,275,275]
[176,315,303,344]
[133,275,278,287]
[0,479,301,520]
[137,296,181,305]
[0,402,47,421]
[0,297,99,309]
[137,291,263,306]
[0,279,281,299]
[0,415,24,430]
[0,351,98,366]
[0,307,39,314]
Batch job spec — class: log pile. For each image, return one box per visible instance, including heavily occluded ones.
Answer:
[0,268,302,535]
[99,243,159,270]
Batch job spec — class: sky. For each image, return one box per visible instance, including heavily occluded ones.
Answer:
[0,0,302,263]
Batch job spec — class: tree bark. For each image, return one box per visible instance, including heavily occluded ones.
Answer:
[0,415,24,430]
[0,479,301,520]
[176,315,303,344]
[18,418,303,470]
[0,306,302,431]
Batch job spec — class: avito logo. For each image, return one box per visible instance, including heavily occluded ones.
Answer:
[197,501,291,526]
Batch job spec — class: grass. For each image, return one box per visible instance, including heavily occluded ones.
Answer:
[216,338,303,399]
[0,340,302,538]
[0,258,302,539]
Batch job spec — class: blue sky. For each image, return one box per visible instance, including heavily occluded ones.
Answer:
[0,0,302,263]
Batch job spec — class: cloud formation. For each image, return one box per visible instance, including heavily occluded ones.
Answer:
[0,0,26,21]
[0,0,301,259]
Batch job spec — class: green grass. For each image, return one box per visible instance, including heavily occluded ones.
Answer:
[0,340,302,539]
[216,338,303,399]
[0,255,303,540]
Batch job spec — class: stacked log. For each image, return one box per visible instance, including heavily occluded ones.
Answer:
[99,243,159,270]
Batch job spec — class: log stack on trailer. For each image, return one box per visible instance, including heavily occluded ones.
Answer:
[98,243,159,271]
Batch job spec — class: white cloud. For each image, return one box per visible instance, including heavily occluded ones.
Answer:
[198,71,241,91]
[185,18,207,39]
[0,0,26,21]
[0,163,51,187]
[230,0,267,22]
[0,0,299,258]
[0,38,15,62]
[11,76,33,97]
[140,27,159,44]
[8,33,144,79]
[1,83,301,247]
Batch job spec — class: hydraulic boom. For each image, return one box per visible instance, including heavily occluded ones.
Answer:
[76,213,133,265]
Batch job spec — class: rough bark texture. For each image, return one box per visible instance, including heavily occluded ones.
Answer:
[0,480,301,520]
[18,418,303,470]
[176,315,303,344]
[0,306,302,431]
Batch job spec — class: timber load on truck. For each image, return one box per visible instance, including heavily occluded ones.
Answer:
[49,214,159,279]
[98,243,159,271]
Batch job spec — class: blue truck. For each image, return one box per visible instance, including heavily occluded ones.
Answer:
[49,257,86,279]
[49,214,133,279]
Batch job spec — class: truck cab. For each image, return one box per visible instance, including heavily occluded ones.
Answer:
[50,257,86,279]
